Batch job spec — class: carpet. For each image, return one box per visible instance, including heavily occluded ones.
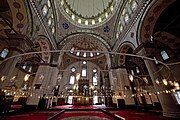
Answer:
[55,111,114,120]
[53,105,109,109]
[5,111,58,120]
[110,110,170,120]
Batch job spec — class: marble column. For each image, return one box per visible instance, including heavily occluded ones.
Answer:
[26,65,58,105]
[139,49,180,118]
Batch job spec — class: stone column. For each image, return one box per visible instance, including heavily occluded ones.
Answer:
[115,68,134,105]
[26,65,58,105]
[103,71,112,107]
[0,51,20,89]
[139,49,180,118]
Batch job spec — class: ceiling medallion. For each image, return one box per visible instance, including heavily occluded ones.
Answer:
[59,0,119,28]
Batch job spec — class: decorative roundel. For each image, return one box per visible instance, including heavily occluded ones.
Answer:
[103,26,110,32]
[62,22,69,29]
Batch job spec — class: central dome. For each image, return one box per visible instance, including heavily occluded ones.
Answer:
[65,0,112,18]
[59,0,119,27]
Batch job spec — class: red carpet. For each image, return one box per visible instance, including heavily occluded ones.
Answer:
[110,110,170,120]
[6,111,58,120]
[53,105,109,109]
[5,108,172,120]
[55,111,114,120]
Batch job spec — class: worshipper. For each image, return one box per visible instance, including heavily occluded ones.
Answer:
[47,97,53,109]
[37,94,47,110]
[0,94,13,119]
[0,90,5,118]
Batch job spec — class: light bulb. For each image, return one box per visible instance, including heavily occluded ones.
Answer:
[174,82,179,87]
[155,79,160,84]
[162,79,168,86]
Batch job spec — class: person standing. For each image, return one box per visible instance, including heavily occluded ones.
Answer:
[47,97,53,109]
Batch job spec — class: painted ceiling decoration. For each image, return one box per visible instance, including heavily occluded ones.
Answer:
[59,0,120,27]
[62,34,109,59]
[139,0,175,44]
[7,0,28,34]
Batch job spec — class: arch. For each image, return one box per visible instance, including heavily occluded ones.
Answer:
[138,0,175,44]
[116,41,136,66]
[34,35,52,63]
[58,31,111,52]
[57,32,112,70]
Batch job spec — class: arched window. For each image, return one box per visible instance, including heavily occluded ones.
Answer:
[90,52,93,57]
[69,75,75,84]
[136,67,140,74]
[48,17,52,26]
[124,13,129,23]
[81,68,87,77]
[119,25,123,32]
[28,66,32,72]
[0,48,9,58]
[131,1,138,11]
[47,0,51,7]
[22,62,27,69]
[52,26,55,34]
[42,5,48,16]
[83,52,86,57]
[161,50,169,60]
[70,47,75,53]
[93,69,98,85]
[93,75,97,85]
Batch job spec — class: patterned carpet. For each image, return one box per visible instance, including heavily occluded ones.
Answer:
[53,105,109,109]
[110,110,170,120]
[5,111,58,120]
[55,111,113,120]
[60,116,110,120]
[5,107,173,120]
